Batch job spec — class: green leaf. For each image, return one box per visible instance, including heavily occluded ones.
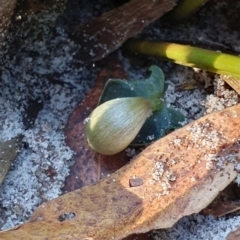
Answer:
[131,103,185,145]
[98,65,185,145]
[99,65,166,107]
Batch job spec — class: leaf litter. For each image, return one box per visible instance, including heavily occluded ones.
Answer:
[0,0,240,239]
[1,102,240,239]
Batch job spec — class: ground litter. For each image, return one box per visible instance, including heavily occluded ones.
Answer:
[0,1,240,239]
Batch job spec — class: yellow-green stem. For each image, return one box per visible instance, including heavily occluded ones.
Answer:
[125,39,240,79]
[165,0,211,21]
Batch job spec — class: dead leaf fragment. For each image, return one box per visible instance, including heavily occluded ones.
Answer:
[205,201,240,217]
[1,104,240,239]
[0,136,22,185]
[71,0,176,64]
[222,75,240,95]
[123,232,153,240]
[227,228,240,240]
[203,182,240,217]
[63,56,129,192]
[63,56,152,240]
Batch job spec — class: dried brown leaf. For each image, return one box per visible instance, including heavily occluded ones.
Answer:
[1,104,240,239]
[227,228,240,240]
[71,0,176,64]
[63,56,153,239]
[123,232,153,240]
[203,182,240,217]
[0,137,22,185]
[205,201,240,217]
[222,75,240,95]
[63,56,129,192]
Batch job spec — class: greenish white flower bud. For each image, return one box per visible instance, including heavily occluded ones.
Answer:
[85,97,152,155]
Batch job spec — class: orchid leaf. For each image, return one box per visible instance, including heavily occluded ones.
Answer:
[132,103,184,145]
[99,65,166,106]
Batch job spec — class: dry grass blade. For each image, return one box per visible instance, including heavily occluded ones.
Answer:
[221,75,240,95]
[71,0,176,64]
[1,104,240,239]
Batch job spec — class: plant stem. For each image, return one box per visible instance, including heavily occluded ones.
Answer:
[125,39,240,79]
[164,0,211,21]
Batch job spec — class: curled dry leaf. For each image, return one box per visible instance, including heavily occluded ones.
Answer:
[1,104,240,239]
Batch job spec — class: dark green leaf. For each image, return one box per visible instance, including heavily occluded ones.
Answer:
[132,103,185,145]
[99,65,166,106]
